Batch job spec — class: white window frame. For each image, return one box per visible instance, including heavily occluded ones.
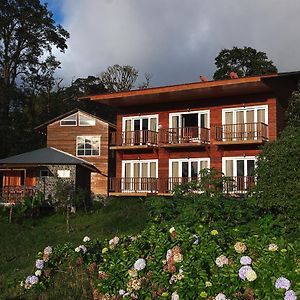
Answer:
[121,159,158,192]
[169,110,210,129]
[222,105,268,125]
[60,113,77,126]
[222,156,256,192]
[168,158,210,178]
[78,112,96,126]
[76,135,101,157]
[122,114,159,132]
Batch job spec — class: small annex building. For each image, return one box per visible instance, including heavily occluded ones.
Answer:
[35,109,116,196]
[0,147,99,203]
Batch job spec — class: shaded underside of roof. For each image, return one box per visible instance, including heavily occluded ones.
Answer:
[0,147,98,172]
[84,72,300,107]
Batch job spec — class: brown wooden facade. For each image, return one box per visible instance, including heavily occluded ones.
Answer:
[85,73,300,196]
[38,110,116,196]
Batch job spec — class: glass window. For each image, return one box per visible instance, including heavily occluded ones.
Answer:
[60,113,77,126]
[79,113,96,126]
[76,136,100,156]
[40,169,50,177]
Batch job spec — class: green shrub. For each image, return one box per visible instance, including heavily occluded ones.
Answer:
[253,125,300,221]
[20,223,300,299]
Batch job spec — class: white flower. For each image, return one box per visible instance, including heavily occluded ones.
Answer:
[75,247,80,252]
[133,258,146,271]
[109,236,120,248]
[171,291,180,300]
[43,246,52,255]
[119,289,126,295]
[215,293,227,300]
[166,249,172,261]
[240,256,252,265]
[35,270,42,277]
[268,243,278,251]
[215,255,229,267]
[79,245,87,254]
[169,227,176,234]
[83,236,90,242]
[245,269,257,281]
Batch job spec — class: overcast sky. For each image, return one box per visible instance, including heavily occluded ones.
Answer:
[47,0,300,87]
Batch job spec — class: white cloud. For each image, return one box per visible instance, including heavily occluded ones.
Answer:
[53,0,300,87]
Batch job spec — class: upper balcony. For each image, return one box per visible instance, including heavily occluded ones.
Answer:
[159,127,210,147]
[110,130,158,150]
[110,127,210,150]
[215,122,268,145]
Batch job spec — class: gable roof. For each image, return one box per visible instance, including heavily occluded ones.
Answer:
[35,108,116,132]
[82,72,300,107]
[0,147,99,172]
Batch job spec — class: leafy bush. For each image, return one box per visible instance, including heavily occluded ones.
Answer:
[253,125,300,221]
[20,223,300,299]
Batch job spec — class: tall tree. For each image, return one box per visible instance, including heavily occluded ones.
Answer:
[0,0,69,158]
[213,46,277,80]
[100,64,151,92]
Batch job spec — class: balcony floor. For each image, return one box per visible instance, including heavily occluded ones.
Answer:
[214,138,268,145]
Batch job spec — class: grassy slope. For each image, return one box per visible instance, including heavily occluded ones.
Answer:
[0,198,147,299]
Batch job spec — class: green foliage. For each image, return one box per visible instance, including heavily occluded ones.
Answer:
[253,125,300,220]
[19,223,300,299]
[172,168,231,198]
[0,200,147,299]
[287,82,300,127]
[213,46,277,80]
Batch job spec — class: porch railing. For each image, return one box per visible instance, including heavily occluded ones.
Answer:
[109,176,255,194]
[215,122,268,142]
[0,186,36,204]
[110,130,158,146]
[160,127,210,145]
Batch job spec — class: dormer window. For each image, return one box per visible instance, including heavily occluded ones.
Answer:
[79,113,96,126]
[60,113,77,126]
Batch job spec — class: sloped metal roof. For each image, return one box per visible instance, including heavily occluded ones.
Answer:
[0,147,99,172]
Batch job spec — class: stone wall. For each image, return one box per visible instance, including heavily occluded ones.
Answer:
[36,165,76,200]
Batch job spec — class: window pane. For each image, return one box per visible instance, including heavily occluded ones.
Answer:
[247,160,255,176]
[182,162,188,178]
[172,162,179,177]
[79,113,96,126]
[225,160,233,176]
[257,109,265,123]
[61,113,77,126]
[191,161,198,177]
[237,160,244,177]
[142,119,148,130]
[77,149,84,156]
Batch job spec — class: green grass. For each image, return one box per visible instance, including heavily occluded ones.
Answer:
[0,197,147,299]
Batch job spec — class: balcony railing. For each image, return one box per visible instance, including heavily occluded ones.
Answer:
[223,176,256,193]
[109,177,158,193]
[110,130,158,147]
[159,127,210,145]
[215,122,268,142]
[0,186,36,204]
[109,176,255,195]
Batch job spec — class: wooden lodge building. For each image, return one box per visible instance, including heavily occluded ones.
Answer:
[84,71,300,196]
[0,109,116,202]
[35,109,116,196]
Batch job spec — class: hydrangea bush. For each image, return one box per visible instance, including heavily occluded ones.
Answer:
[22,224,299,299]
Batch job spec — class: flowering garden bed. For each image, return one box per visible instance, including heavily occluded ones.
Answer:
[22,223,299,299]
